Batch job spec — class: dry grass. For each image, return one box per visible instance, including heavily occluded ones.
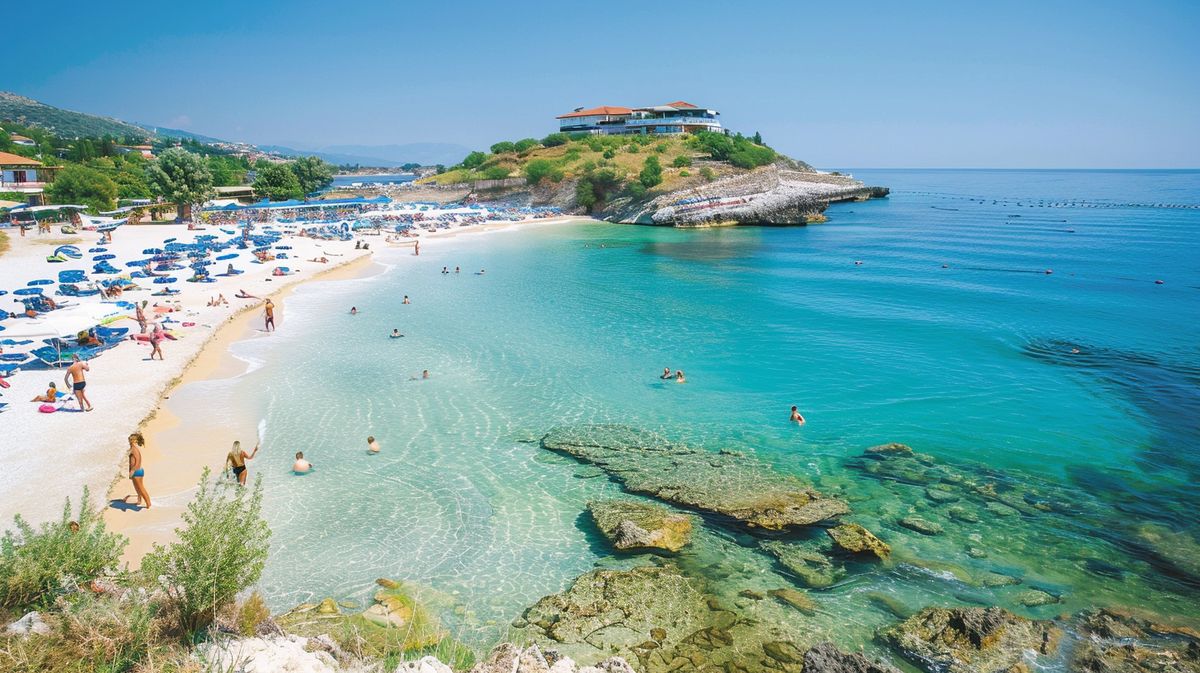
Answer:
[32,236,83,247]
[0,230,9,258]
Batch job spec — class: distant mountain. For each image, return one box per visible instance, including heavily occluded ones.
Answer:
[0,92,150,139]
[136,123,225,144]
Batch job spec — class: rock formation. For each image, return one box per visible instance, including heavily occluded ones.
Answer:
[541,424,848,530]
[878,606,1061,673]
[588,499,693,552]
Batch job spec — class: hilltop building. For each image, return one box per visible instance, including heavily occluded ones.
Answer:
[0,152,56,193]
[556,101,725,136]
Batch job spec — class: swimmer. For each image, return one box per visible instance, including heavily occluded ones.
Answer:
[391,329,404,338]
[293,451,313,474]
[675,370,686,383]
[1070,348,1080,354]
[660,367,672,380]
[367,436,381,454]
[455,266,460,273]
[403,295,411,304]
[410,369,431,380]
[350,306,358,315]
[477,269,485,275]
[442,266,449,274]
[790,406,806,425]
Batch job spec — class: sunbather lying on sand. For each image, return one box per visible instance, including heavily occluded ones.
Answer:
[235,290,257,299]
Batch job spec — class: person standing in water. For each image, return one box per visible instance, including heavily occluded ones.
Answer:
[367,436,381,453]
[292,451,313,474]
[226,440,260,486]
[64,354,93,411]
[264,299,275,332]
[790,406,806,425]
[675,370,686,383]
[125,432,151,509]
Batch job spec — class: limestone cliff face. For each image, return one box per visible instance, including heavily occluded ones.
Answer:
[468,159,887,227]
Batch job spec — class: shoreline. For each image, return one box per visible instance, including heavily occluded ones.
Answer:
[103,216,592,566]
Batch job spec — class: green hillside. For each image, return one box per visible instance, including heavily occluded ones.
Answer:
[0,91,149,140]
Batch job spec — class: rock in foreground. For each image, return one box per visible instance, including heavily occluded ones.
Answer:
[588,499,693,552]
[542,425,848,530]
[802,642,903,673]
[879,606,1061,673]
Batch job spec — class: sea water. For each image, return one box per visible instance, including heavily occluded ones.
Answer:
[185,169,1200,649]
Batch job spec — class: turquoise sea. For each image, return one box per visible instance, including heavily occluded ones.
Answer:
[175,169,1200,652]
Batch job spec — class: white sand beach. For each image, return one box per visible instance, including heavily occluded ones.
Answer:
[0,215,584,538]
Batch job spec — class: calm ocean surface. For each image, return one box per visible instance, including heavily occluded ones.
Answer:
[179,169,1200,650]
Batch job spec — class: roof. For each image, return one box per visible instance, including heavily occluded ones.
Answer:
[9,133,33,141]
[0,151,42,166]
[556,106,633,119]
[662,101,699,109]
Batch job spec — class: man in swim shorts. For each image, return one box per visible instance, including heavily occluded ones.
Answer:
[64,354,92,411]
[790,406,806,425]
[264,299,275,331]
[126,432,151,509]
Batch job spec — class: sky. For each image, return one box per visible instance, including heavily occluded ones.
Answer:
[7,0,1199,168]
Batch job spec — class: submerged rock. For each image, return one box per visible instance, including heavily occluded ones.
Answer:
[588,499,693,553]
[879,606,1061,673]
[768,588,817,614]
[827,523,892,560]
[898,517,944,536]
[542,425,848,530]
[1016,589,1059,607]
[802,642,903,673]
[1070,608,1200,673]
[761,540,847,588]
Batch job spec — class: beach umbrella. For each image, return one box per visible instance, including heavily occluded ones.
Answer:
[142,247,163,255]
[216,253,238,261]
[27,279,54,286]
[164,238,177,243]
[88,247,108,253]
[14,288,44,296]
[153,277,177,285]
[93,254,116,261]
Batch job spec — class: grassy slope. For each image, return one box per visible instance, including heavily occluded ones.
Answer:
[0,92,149,139]
[418,135,746,197]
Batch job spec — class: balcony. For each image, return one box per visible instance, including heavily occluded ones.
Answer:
[0,181,47,192]
[625,116,721,128]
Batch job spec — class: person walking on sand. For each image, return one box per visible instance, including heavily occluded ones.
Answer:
[64,354,92,411]
[790,405,806,425]
[124,432,151,509]
[135,301,148,334]
[225,440,259,486]
[414,240,419,256]
[264,299,275,332]
[367,436,381,454]
[148,323,165,360]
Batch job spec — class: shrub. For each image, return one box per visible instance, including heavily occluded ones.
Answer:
[672,155,692,168]
[0,487,126,609]
[701,166,716,181]
[541,132,570,147]
[586,138,604,152]
[625,144,640,154]
[680,170,690,177]
[142,468,271,637]
[626,182,647,199]
[602,149,616,159]
[575,177,597,211]
[489,141,516,154]
[513,138,540,153]
[655,143,668,153]
[568,132,590,141]
[692,131,776,168]
[563,148,582,162]
[236,591,271,637]
[460,151,487,169]
[638,156,663,188]
[481,166,510,180]
[524,159,561,184]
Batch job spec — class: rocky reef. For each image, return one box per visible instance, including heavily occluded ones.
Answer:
[588,499,694,552]
[604,164,888,227]
[878,606,1061,673]
[1069,608,1200,673]
[541,424,849,530]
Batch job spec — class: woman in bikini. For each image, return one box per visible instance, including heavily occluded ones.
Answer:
[126,432,151,509]
[225,440,260,486]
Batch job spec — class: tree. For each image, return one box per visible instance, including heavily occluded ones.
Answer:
[490,141,516,154]
[541,133,570,147]
[253,162,304,201]
[672,155,692,168]
[46,165,118,212]
[575,177,597,212]
[753,131,763,145]
[460,151,487,170]
[482,165,510,180]
[289,156,334,196]
[524,159,562,185]
[142,469,270,636]
[145,147,214,220]
[513,138,540,153]
[639,156,663,188]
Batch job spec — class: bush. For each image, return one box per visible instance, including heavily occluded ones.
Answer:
[568,132,590,141]
[655,143,668,153]
[45,165,118,213]
[541,132,570,147]
[602,149,616,159]
[575,177,597,211]
[481,166,510,180]
[489,141,516,154]
[638,156,663,188]
[0,487,126,609]
[626,182,647,199]
[680,170,690,177]
[460,151,487,169]
[692,131,776,168]
[586,138,604,152]
[513,138,540,153]
[524,159,562,184]
[701,166,716,181]
[625,144,640,154]
[142,468,271,637]
[672,155,692,168]
[236,591,270,637]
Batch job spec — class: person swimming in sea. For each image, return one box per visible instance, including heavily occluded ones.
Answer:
[293,451,313,474]
[660,367,672,380]
[675,370,686,383]
[367,436,381,454]
[350,306,358,315]
[441,266,449,274]
[455,266,460,273]
[403,295,411,304]
[790,406,806,425]
[391,329,404,338]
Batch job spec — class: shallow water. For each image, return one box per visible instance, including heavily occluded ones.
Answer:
[193,169,1200,651]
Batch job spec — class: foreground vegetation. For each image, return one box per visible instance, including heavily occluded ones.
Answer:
[419,130,777,212]
[0,473,272,672]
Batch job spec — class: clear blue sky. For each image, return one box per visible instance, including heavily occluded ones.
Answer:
[8,0,1199,167]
